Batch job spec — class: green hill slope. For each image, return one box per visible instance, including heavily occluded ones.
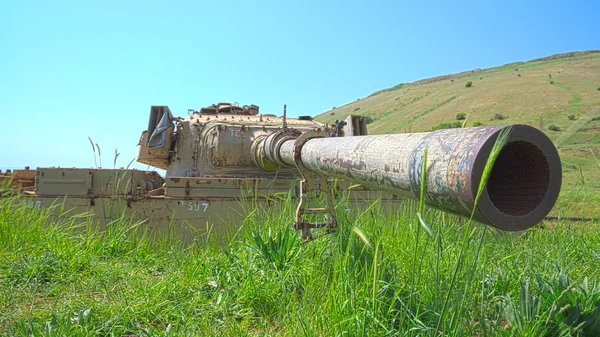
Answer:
[316,51,600,217]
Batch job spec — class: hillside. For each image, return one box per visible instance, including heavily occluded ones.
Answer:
[315,51,600,217]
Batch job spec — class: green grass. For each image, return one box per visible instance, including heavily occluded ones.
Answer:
[2,188,600,336]
[389,95,458,133]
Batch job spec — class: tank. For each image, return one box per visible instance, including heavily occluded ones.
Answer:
[2,102,562,242]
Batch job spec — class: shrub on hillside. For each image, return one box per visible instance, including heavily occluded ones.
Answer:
[473,121,483,127]
[550,81,554,85]
[353,107,361,112]
[517,74,521,77]
[330,112,335,116]
[597,87,600,91]
[456,112,467,120]
[465,81,473,88]
[568,115,576,120]
[492,113,507,121]
[431,121,463,131]
[548,125,561,131]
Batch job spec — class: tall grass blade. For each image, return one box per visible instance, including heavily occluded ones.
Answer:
[88,136,97,167]
[95,143,102,168]
[113,148,120,169]
[352,226,372,249]
[438,127,513,333]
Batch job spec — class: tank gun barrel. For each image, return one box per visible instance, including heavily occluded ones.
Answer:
[257,125,561,232]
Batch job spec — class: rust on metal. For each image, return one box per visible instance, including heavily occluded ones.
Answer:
[271,124,561,231]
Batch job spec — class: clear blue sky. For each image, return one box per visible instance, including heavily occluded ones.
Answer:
[1,0,598,171]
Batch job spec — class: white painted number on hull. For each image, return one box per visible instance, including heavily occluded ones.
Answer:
[179,201,209,212]
[21,200,41,209]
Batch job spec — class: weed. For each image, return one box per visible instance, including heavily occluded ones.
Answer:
[492,113,507,121]
[549,125,561,131]
[431,121,462,130]
[500,266,600,336]
[248,225,299,272]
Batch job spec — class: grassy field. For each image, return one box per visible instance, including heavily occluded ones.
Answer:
[1,192,600,336]
[2,50,600,336]
[316,51,600,217]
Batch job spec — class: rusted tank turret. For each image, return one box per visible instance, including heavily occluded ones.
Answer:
[7,102,562,242]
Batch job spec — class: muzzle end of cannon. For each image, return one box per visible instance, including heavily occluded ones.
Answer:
[474,125,562,231]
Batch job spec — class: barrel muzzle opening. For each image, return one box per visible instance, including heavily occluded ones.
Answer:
[475,126,562,231]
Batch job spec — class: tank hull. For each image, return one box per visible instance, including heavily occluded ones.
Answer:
[4,168,398,243]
